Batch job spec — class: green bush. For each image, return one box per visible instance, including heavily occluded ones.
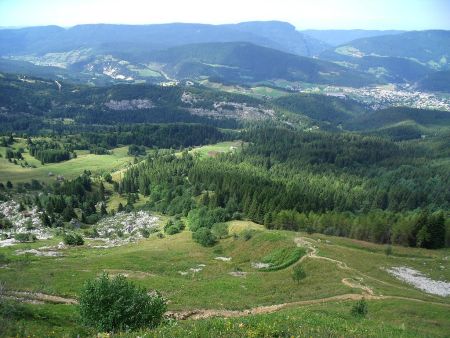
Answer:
[78,273,166,332]
[0,253,10,264]
[83,228,99,238]
[241,229,254,241]
[139,228,151,238]
[211,222,229,239]
[384,245,393,256]
[63,233,84,246]
[351,299,368,317]
[192,228,217,247]
[165,225,180,235]
[14,233,37,243]
[292,264,307,284]
[164,219,185,235]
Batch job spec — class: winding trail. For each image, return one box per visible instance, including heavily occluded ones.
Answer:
[3,236,449,320]
[3,291,78,304]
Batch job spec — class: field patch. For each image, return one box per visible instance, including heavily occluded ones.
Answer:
[0,146,133,183]
[256,247,306,271]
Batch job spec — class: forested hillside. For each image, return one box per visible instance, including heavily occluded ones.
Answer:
[120,126,449,249]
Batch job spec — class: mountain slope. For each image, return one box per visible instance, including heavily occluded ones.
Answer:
[151,42,379,87]
[319,30,450,84]
[417,70,450,92]
[302,29,404,46]
[274,93,368,124]
[327,30,450,70]
[346,107,450,131]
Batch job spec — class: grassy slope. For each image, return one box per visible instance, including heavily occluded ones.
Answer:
[0,144,134,184]
[147,300,450,338]
[188,141,243,159]
[1,221,449,336]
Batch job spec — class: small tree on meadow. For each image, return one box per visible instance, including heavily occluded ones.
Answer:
[351,298,368,317]
[292,265,306,284]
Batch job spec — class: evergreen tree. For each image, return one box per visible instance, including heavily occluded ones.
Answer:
[62,205,76,222]
[100,203,108,216]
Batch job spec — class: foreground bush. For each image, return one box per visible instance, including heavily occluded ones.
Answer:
[79,273,166,332]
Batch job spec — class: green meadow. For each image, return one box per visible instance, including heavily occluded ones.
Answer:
[1,220,449,337]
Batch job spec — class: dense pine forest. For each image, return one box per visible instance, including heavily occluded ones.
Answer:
[118,125,449,249]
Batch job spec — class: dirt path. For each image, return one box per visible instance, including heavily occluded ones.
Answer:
[167,293,450,320]
[3,236,449,320]
[342,278,374,295]
[3,291,78,304]
[167,237,450,320]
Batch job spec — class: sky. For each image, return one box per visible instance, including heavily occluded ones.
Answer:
[0,0,449,30]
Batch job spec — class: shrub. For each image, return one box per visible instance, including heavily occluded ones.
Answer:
[351,298,368,317]
[102,173,113,183]
[83,228,99,238]
[164,219,185,235]
[14,233,37,243]
[242,229,254,241]
[192,228,217,247]
[0,218,13,230]
[384,245,393,256]
[63,233,84,246]
[79,273,166,332]
[292,265,306,284]
[165,226,180,235]
[139,228,151,238]
[0,253,10,264]
[211,223,229,239]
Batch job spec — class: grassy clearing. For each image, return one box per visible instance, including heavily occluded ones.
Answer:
[188,141,243,159]
[106,193,149,212]
[127,64,162,78]
[0,145,134,183]
[227,220,265,234]
[250,86,290,98]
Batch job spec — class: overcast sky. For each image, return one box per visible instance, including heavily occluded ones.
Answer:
[0,0,449,30]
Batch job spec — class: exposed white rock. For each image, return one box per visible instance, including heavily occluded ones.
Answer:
[386,266,450,297]
[251,262,271,269]
[15,249,62,257]
[94,211,159,241]
[215,256,232,262]
[0,201,51,245]
[105,99,154,110]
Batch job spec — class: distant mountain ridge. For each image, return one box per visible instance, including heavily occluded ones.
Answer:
[150,42,379,87]
[0,21,327,59]
[319,30,450,84]
[302,29,404,46]
[1,22,449,90]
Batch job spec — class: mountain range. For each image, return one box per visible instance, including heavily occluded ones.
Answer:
[0,22,449,91]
